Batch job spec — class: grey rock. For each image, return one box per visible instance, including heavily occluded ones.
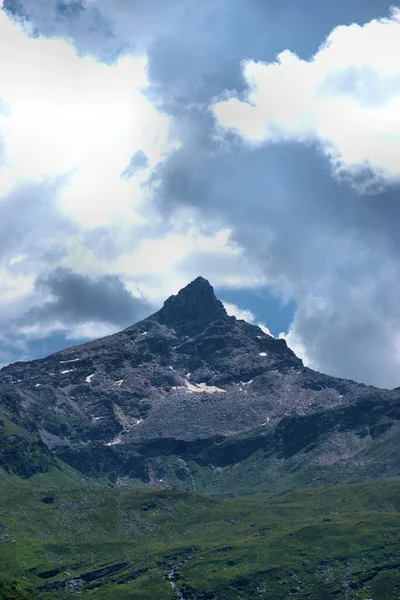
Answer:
[1,276,400,491]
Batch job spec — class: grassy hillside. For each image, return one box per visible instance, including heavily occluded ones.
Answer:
[1,477,400,599]
[2,395,400,599]
[0,406,57,480]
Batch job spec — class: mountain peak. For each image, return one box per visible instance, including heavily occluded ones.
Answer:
[183,275,214,290]
[155,276,227,335]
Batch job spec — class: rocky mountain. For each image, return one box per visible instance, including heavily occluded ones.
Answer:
[1,276,400,493]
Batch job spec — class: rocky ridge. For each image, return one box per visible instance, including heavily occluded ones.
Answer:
[0,277,399,492]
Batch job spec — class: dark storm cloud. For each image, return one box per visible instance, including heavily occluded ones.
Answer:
[30,267,152,327]
[0,267,153,367]
[3,0,400,387]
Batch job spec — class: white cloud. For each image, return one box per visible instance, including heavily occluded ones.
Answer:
[212,7,400,189]
[223,301,274,336]
[258,324,274,338]
[0,267,34,306]
[0,10,175,228]
[0,11,262,290]
[56,210,266,305]
[223,301,255,323]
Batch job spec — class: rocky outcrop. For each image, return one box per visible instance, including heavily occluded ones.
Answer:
[155,276,228,336]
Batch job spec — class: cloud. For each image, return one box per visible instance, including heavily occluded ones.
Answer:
[0,7,261,360]
[0,8,174,230]
[281,279,400,389]
[223,302,255,323]
[2,0,217,64]
[0,267,152,363]
[259,324,274,337]
[0,179,77,324]
[0,180,73,263]
[100,222,266,305]
[121,150,149,178]
[212,7,400,191]
[3,0,126,60]
[3,0,400,391]
[145,5,400,387]
[223,301,274,337]
[0,8,257,307]
[29,267,152,329]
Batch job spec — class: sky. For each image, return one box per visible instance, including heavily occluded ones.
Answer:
[0,0,399,388]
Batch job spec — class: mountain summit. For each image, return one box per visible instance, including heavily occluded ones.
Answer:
[156,276,227,335]
[1,277,399,495]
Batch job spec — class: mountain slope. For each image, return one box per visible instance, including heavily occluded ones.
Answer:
[0,277,399,493]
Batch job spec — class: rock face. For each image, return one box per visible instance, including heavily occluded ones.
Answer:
[156,276,227,335]
[1,276,400,492]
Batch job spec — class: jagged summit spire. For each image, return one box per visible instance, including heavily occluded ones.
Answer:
[155,276,227,335]
[180,276,219,298]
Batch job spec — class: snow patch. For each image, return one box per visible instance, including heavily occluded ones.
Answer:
[105,435,122,447]
[115,380,124,386]
[172,380,226,393]
[141,331,147,335]
[61,369,74,374]
[185,381,226,394]
[35,383,41,387]
[134,418,143,426]
[236,379,253,387]
[259,352,267,357]
[85,373,95,383]
[60,358,80,364]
